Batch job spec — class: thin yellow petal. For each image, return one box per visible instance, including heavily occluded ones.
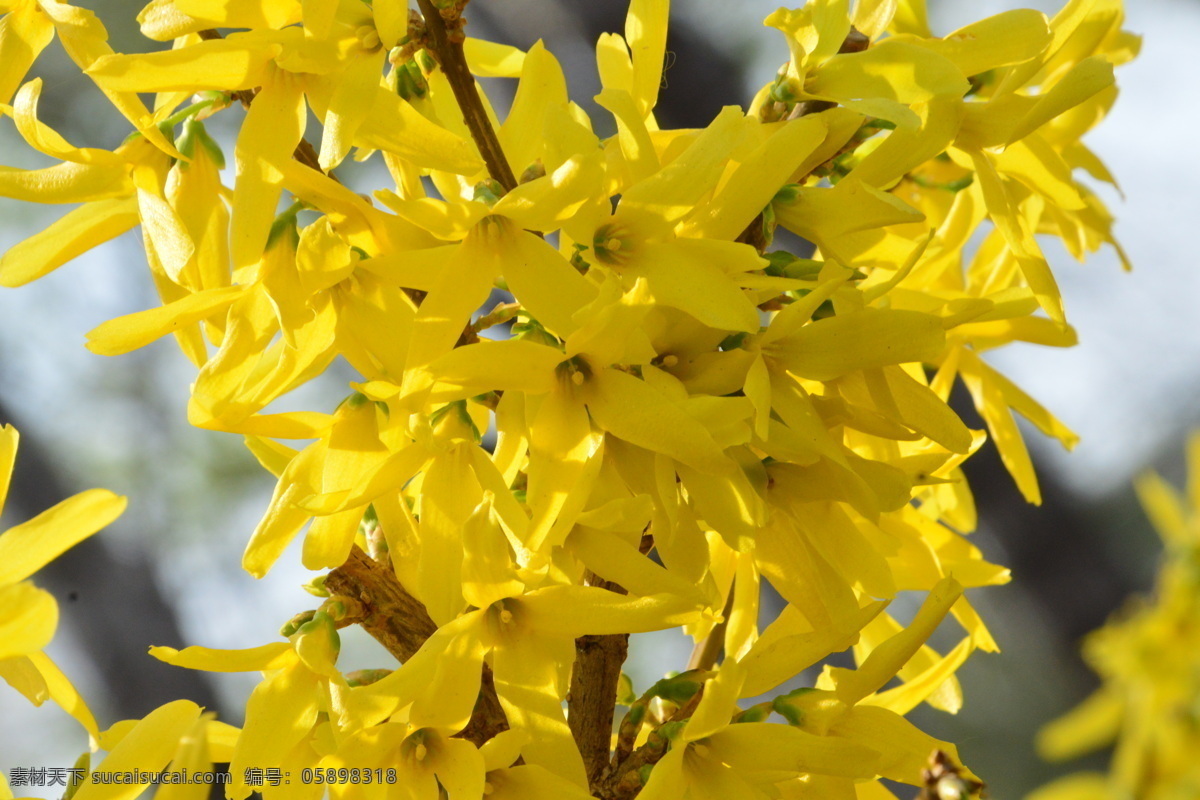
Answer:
[25,651,100,741]
[831,576,963,705]
[150,642,295,672]
[0,582,57,660]
[231,66,306,271]
[0,489,126,586]
[85,30,289,92]
[585,367,732,475]
[73,700,203,800]
[766,309,946,382]
[0,3,55,104]
[86,286,243,356]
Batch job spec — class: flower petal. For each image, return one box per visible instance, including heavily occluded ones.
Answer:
[0,489,126,586]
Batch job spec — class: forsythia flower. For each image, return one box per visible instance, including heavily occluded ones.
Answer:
[0,0,1136,797]
[1031,435,1200,800]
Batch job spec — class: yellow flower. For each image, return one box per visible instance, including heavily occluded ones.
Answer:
[345,498,700,787]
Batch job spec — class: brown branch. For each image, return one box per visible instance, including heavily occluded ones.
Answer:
[568,572,631,791]
[326,546,509,746]
[598,579,736,799]
[414,0,517,192]
[604,688,704,800]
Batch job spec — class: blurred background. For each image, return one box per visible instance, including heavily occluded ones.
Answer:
[1,0,1196,797]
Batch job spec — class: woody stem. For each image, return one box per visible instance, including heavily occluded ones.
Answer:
[415,0,518,192]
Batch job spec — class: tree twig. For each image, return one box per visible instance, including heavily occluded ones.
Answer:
[568,572,631,790]
[326,546,509,746]
[414,0,517,192]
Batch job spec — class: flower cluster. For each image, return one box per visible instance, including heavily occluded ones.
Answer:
[0,0,1134,798]
[1033,435,1200,800]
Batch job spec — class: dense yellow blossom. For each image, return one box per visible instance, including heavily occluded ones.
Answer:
[0,0,1136,796]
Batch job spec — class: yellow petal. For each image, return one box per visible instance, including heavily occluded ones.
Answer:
[464,37,526,77]
[740,601,887,698]
[430,339,562,399]
[525,385,604,552]
[774,176,925,263]
[418,445,480,625]
[1135,470,1189,547]
[228,663,321,800]
[354,87,485,175]
[461,496,524,610]
[595,87,659,184]
[491,227,597,337]
[1009,56,1115,144]
[617,106,747,234]
[862,635,973,715]
[344,611,482,729]
[86,286,243,356]
[0,582,57,660]
[174,0,301,33]
[23,651,101,741]
[521,585,699,637]
[708,722,880,778]
[494,153,606,235]
[828,705,957,785]
[0,3,55,105]
[486,764,595,800]
[766,309,946,382]
[0,159,133,204]
[231,66,306,271]
[0,196,137,287]
[317,48,385,170]
[683,114,828,240]
[926,10,1051,76]
[638,242,762,333]
[73,700,203,800]
[851,98,963,189]
[302,505,362,570]
[567,527,702,603]
[242,441,323,578]
[882,365,973,454]
[831,576,963,705]
[150,642,295,672]
[0,489,126,586]
[491,633,586,787]
[808,40,969,104]
[499,41,568,176]
[85,30,290,92]
[586,367,733,474]
[12,78,122,166]
[0,424,16,515]
[625,0,669,119]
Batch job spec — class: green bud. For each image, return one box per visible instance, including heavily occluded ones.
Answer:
[617,672,637,706]
[279,609,317,638]
[345,668,393,687]
[473,178,505,207]
[302,575,330,598]
[519,160,546,184]
[772,183,802,205]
